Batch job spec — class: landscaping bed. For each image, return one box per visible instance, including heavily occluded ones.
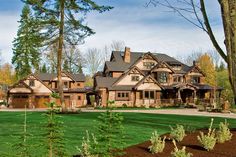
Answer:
[122,129,236,157]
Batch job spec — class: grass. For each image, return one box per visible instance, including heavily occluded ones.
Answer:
[0,111,236,156]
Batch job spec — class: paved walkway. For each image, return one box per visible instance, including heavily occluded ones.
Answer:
[1,108,236,119]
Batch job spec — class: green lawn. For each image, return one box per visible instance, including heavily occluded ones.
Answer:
[0,111,236,156]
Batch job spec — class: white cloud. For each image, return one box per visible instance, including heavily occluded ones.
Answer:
[0,12,20,64]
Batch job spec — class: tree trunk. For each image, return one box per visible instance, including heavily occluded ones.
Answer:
[58,0,66,112]
[218,0,236,104]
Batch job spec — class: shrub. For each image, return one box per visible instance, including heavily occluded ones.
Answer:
[148,131,166,154]
[77,130,98,157]
[122,103,128,108]
[170,125,186,142]
[197,118,216,151]
[216,120,232,143]
[171,140,192,157]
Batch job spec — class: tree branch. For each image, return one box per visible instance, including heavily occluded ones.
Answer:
[200,0,227,62]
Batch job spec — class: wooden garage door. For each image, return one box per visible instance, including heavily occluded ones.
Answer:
[65,96,71,108]
[35,96,50,108]
[12,95,29,108]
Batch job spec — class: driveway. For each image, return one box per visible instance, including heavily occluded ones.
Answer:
[82,108,236,119]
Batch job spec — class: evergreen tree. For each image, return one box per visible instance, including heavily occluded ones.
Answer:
[24,0,112,111]
[63,59,69,72]
[96,101,125,157]
[44,93,67,157]
[41,63,48,73]
[12,5,42,80]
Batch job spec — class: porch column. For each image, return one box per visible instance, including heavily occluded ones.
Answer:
[194,90,197,103]
[177,90,181,100]
[29,95,35,109]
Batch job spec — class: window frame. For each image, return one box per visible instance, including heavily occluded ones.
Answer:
[116,91,130,101]
[29,80,35,87]
[158,72,168,83]
[131,75,140,81]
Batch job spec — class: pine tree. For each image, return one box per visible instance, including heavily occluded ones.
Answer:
[96,101,125,157]
[12,5,42,80]
[41,64,48,73]
[44,93,67,157]
[24,0,112,112]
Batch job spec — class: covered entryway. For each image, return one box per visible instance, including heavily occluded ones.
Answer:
[180,89,194,103]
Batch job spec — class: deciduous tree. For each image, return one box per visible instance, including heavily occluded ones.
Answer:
[148,0,236,104]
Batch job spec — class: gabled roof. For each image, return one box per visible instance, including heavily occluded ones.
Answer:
[35,72,85,82]
[134,75,163,90]
[104,51,190,74]
[8,81,33,93]
[150,61,175,73]
[186,65,206,77]
[112,66,145,86]
[94,77,118,90]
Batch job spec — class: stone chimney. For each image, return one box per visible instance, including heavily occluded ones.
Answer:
[124,47,131,63]
[193,60,199,67]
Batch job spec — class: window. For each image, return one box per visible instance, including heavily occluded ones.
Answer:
[131,76,140,81]
[191,76,200,83]
[143,62,155,69]
[78,96,81,100]
[173,76,182,83]
[77,83,80,87]
[158,72,168,83]
[29,80,35,87]
[54,82,57,88]
[64,82,68,88]
[116,91,129,100]
[142,91,155,99]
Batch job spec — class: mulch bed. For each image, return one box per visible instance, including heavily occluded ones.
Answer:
[122,129,236,157]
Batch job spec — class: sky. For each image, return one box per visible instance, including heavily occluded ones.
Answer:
[0,0,225,65]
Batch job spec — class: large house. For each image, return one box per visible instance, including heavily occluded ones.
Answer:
[94,47,221,107]
[8,72,86,108]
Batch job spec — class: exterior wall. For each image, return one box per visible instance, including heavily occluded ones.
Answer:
[112,72,122,78]
[116,73,144,85]
[137,82,161,90]
[108,91,134,107]
[70,81,84,89]
[24,79,52,94]
[100,88,108,106]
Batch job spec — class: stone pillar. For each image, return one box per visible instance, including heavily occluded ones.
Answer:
[194,90,197,103]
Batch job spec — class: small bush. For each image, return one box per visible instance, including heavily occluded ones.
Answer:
[77,130,98,157]
[170,125,186,142]
[171,140,192,157]
[197,118,216,151]
[122,103,128,108]
[216,120,232,143]
[148,131,166,154]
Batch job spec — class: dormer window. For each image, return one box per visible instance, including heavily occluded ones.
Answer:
[64,82,68,89]
[29,80,35,87]
[131,76,140,81]
[143,62,155,69]
[191,76,200,84]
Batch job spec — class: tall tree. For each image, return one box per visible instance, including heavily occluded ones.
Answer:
[197,53,216,86]
[64,45,84,73]
[110,40,125,51]
[24,0,112,111]
[85,48,103,76]
[0,63,16,86]
[12,5,42,80]
[148,0,236,104]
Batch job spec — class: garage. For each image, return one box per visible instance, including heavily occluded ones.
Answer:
[11,94,29,108]
[35,96,50,108]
